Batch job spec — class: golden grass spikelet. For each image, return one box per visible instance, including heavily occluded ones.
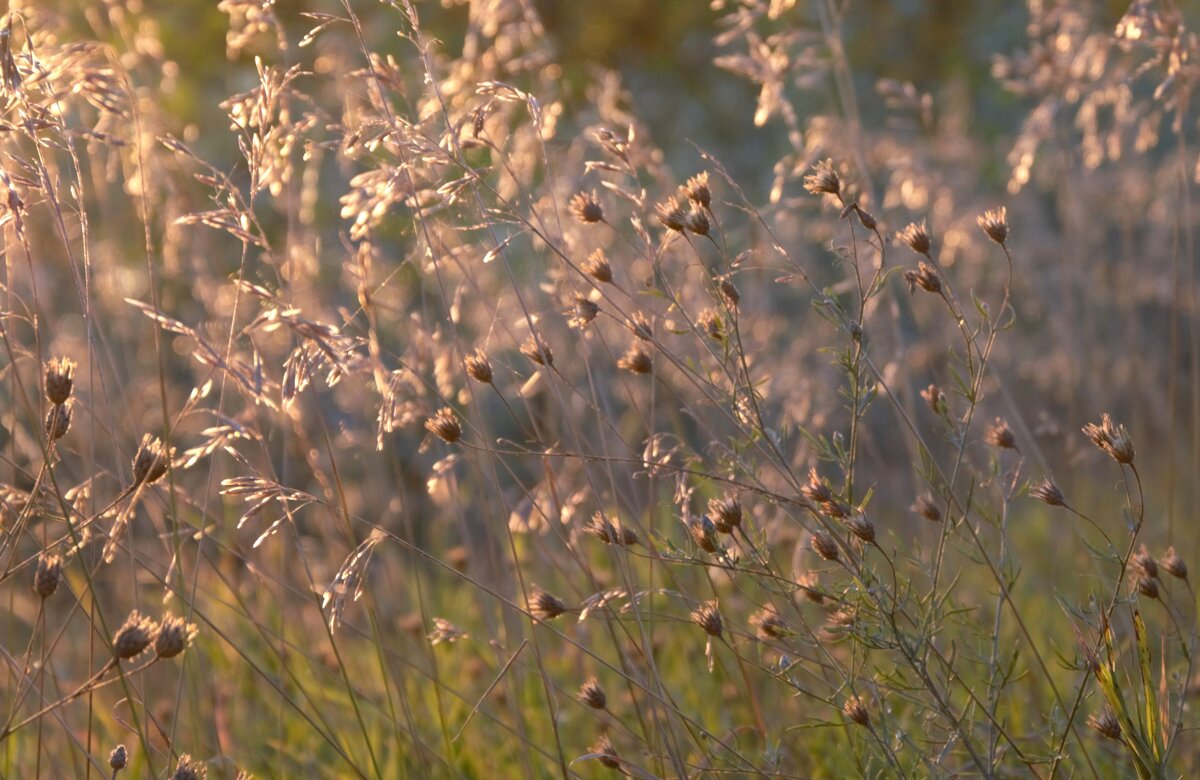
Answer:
[977,206,1009,245]
[1162,547,1188,580]
[842,696,870,726]
[582,248,613,284]
[113,610,157,660]
[578,676,607,709]
[691,600,723,638]
[155,614,198,659]
[898,220,932,254]
[1082,413,1134,464]
[464,349,493,384]
[132,434,173,486]
[1029,478,1065,506]
[425,407,461,443]
[521,334,553,367]
[528,585,568,620]
[33,552,63,599]
[44,357,76,406]
[568,190,604,224]
[985,417,1017,449]
[617,342,652,374]
[810,531,840,562]
[803,159,841,196]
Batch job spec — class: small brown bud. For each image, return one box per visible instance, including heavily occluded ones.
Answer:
[154,613,198,659]
[617,342,652,374]
[803,159,841,196]
[685,206,710,236]
[845,512,876,544]
[568,190,604,224]
[898,221,932,254]
[578,677,607,709]
[843,696,870,726]
[810,531,840,562]
[751,607,791,640]
[109,745,128,771]
[520,334,554,367]
[985,417,1017,450]
[528,585,568,620]
[627,312,653,341]
[113,610,156,660]
[464,349,493,383]
[903,261,942,294]
[425,407,461,443]
[1088,709,1122,740]
[45,400,73,441]
[707,495,742,533]
[1132,546,1158,580]
[801,468,834,505]
[132,434,173,486]
[583,512,639,546]
[170,754,206,780]
[912,494,942,523]
[683,171,711,208]
[568,295,600,329]
[921,384,945,414]
[655,196,687,232]
[582,248,613,284]
[1029,479,1065,506]
[33,552,62,599]
[719,278,740,308]
[45,357,76,405]
[977,206,1009,245]
[1134,576,1159,600]
[589,734,621,770]
[690,600,723,638]
[1082,414,1134,464]
[1161,547,1188,580]
[687,514,720,554]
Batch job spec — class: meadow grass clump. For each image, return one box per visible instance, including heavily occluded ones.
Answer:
[0,0,1198,777]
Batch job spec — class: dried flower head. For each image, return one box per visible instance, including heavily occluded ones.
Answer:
[170,754,207,780]
[464,349,493,384]
[810,531,840,562]
[132,434,173,486]
[655,196,687,231]
[1132,546,1159,580]
[801,468,833,505]
[1088,709,1122,740]
[903,261,942,294]
[588,734,621,770]
[683,171,711,208]
[155,613,198,659]
[843,696,870,726]
[33,552,63,599]
[1082,414,1134,464]
[45,401,73,441]
[803,159,841,196]
[751,607,791,640]
[425,408,461,443]
[582,248,613,284]
[719,278,740,308]
[528,585,568,620]
[113,610,156,660]
[568,190,604,224]
[685,206,710,236]
[845,512,876,544]
[1161,547,1188,580]
[45,357,76,406]
[985,417,1017,450]
[977,206,1009,245]
[796,571,825,604]
[109,745,128,771]
[1029,479,1065,507]
[690,600,723,638]
[583,512,639,546]
[921,383,945,414]
[687,514,721,554]
[617,342,652,374]
[568,295,600,330]
[627,312,653,341]
[707,495,742,533]
[578,676,607,709]
[912,494,942,523]
[1134,576,1159,600]
[521,334,554,367]
[698,308,724,341]
[898,221,932,254]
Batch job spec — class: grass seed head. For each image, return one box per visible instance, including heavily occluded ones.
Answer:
[1082,413,1134,464]
[589,733,621,770]
[985,417,1017,450]
[843,696,870,726]
[44,357,76,406]
[1088,709,1122,740]
[521,334,553,366]
[904,261,942,294]
[425,408,462,443]
[617,342,652,374]
[132,434,173,486]
[1132,546,1159,579]
[656,196,687,231]
[685,206,710,236]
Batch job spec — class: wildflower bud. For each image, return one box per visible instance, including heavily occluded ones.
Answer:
[683,171,711,208]
[425,408,461,443]
[33,552,62,599]
[843,696,870,726]
[582,248,613,284]
[464,349,493,384]
[154,613,198,659]
[687,514,720,554]
[1132,546,1158,580]
[903,261,942,294]
[109,745,128,771]
[985,417,1017,450]
[810,531,840,562]
[1161,547,1187,580]
[132,434,173,486]
[707,495,742,533]
[655,197,687,232]
[1088,709,1122,740]
[1134,576,1159,600]
[520,334,553,367]
[853,205,877,231]
[718,277,740,309]
[1082,414,1134,464]
[921,384,945,414]
[568,191,604,224]
[583,512,639,546]
[803,159,841,196]
[627,312,653,341]
[112,611,156,660]
[617,342,652,374]
[845,513,876,544]
[528,586,568,620]
[801,468,833,505]
[44,357,76,405]
[685,206,710,236]
[977,207,1009,245]
[752,608,790,640]
[170,754,205,780]
[1029,479,1065,507]
[912,494,942,523]
[898,221,931,254]
[690,600,723,638]
[797,571,825,604]
[589,734,621,770]
[45,401,72,441]
[578,677,607,710]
